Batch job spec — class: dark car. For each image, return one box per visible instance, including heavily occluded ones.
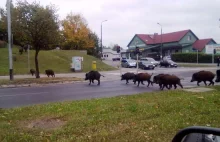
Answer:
[112,57,120,61]
[160,59,178,68]
[138,61,155,70]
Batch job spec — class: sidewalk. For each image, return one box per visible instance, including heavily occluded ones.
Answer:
[0,67,219,81]
[0,70,121,81]
[177,62,218,66]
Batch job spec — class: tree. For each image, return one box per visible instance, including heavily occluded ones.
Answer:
[61,13,94,50]
[112,44,123,51]
[12,1,60,78]
[0,7,7,41]
[87,32,100,56]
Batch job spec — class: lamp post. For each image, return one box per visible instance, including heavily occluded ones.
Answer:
[101,20,108,58]
[157,23,163,60]
[6,0,13,80]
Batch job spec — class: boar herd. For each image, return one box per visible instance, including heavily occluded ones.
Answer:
[84,69,220,90]
[29,67,220,90]
[121,72,183,90]
[29,69,55,77]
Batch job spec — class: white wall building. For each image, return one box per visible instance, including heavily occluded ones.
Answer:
[205,44,220,54]
[102,48,126,60]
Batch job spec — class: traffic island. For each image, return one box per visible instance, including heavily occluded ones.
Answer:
[183,87,215,92]
[0,77,84,88]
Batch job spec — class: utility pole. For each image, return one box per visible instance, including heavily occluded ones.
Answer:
[136,53,139,73]
[197,49,198,64]
[7,0,13,80]
[136,46,140,74]
[120,49,122,76]
[157,23,163,60]
[100,20,107,59]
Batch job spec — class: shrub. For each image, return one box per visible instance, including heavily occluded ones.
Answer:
[171,53,220,63]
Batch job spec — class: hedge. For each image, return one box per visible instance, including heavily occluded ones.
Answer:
[171,53,220,63]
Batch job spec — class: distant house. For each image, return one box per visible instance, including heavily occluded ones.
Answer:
[127,29,217,59]
[102,48,126,60]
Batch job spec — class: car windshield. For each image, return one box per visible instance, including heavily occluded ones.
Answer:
[127,60,135,63]
[168,60,174,63]
[147,58,155,61]
[141,61,150,64]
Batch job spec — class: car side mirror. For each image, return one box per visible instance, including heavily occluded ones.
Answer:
[172,126,220,142]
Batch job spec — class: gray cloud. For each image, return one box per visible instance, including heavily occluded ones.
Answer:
[1,0,219,48]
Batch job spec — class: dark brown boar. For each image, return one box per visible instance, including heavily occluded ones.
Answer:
[153,74,170,89]
[215,70,220,82]
[121,72,135,84]
[85,70,104,85]
[157,74,183,90]
[133,73,153,87]
[45,69,55,77]
[191,71,215,86]
[30,69,36,76]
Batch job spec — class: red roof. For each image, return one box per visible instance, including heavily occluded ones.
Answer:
[193,39,213,51]
[136,30,191,44]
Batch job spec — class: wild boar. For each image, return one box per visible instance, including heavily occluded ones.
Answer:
[121,72,135,84]
[30,69,36,76]
[191,71,215,86]
[133,73,153,87]
[215,70,220,82]
[85,71,104,85]
[45,69,55,77]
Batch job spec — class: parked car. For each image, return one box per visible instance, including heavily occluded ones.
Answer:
[121,59,137,68]
[138,61,155,70]
[163,56,171,60]
[112,57,120,61]
[140,57,159,67]
[160,59,178,68]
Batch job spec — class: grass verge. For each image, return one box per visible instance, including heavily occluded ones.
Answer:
[0,77,83,86]
[1,86,220,141]
[178,63,216,68]
[0,47,115,75]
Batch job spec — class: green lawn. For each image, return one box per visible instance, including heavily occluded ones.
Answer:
[1,86,220,142]
[0,47,115,75]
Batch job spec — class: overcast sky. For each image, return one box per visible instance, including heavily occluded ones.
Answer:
[1,0,220,49]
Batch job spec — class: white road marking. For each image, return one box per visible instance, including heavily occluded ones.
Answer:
[0,92,48,98]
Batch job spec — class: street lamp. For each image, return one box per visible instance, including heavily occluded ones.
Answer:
[157,23,163,60]
[101,20,108,58]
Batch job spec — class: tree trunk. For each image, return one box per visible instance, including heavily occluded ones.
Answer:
[35,49,40,78]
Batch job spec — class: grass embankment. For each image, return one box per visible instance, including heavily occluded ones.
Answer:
[0,77,83,85]
[0,47,115,75]
[1,86,220,141]
[178,63,216,68]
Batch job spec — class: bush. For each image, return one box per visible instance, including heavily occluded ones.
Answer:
[171,53,220,63]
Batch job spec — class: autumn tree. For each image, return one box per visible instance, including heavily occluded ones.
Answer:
[12,1,60,78]
[62,13,95,50]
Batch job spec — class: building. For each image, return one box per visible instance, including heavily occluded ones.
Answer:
[126,29,217,60]
[205,44,220,54]
[102,48,126,60]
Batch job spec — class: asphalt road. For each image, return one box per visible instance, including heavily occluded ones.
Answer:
[0,67,219,108]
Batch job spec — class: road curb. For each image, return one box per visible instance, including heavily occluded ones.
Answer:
[0,80,87,89]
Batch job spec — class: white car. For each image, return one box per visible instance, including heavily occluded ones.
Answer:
[140,57,159,67]
[121,59,137,68]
